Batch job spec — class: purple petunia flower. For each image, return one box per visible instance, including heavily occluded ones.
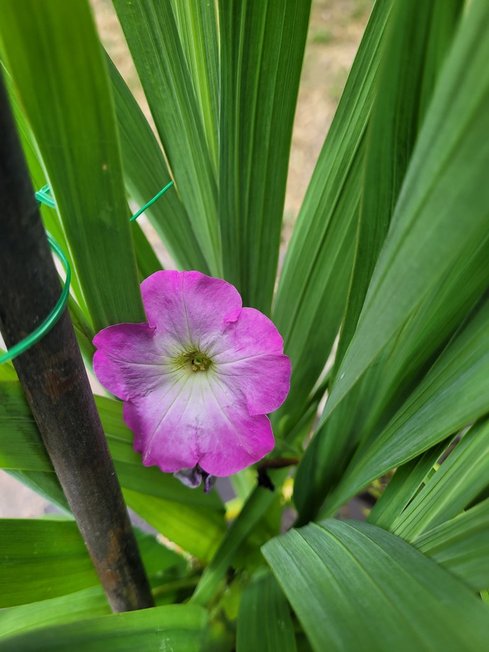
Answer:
[93,270,291,486]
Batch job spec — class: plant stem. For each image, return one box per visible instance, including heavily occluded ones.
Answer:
[0,73,153,612]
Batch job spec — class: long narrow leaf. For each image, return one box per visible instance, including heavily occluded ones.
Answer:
[295,0,489,519]
[113,0,221,275]
[0,605,207,652]
[263,520,489,652]
[413,498,489,592]
[0,0,144,330]
[108,57,208,272]
[367,440,448,529]
[170,1,219,174]
[320,297,489,516]
[323,0,489,420]
[237,572,297,652]
[0,587,110,641]
[272,0,392,424]
[0,519,181,607]
[335,0,463,366]
[390,421,489,540]
[219,0,311,312]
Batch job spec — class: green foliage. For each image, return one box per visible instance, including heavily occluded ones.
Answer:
[0,519,182,607]
[237,572,296,652]
[263,520,489,651]
[0,0,144,331]
[113,0,221,275]
[218,0,311,312]
[108,57,207,272]
[1,0,489,649]
[0,605,207,651]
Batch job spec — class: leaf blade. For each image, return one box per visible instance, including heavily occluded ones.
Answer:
[0,605,207,652]
[113,0,221,274]
[0,0,144,330]
[237,572,297,652]
[263,520,489,652]
[325,0,489,419]
[219,0,311,312]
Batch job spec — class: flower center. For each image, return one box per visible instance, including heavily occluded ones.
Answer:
[179,349,212,372]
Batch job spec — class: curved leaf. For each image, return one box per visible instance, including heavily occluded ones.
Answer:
[272,0,392,424]
[0,605,207,652]
[321,298,489,516]
[0,0,144,330]
[263,520,489,652]
[219,0,311,312]
[108,57,208,272]
[237,571,296,652]
[324,0,489,420]
[113,0,221,275]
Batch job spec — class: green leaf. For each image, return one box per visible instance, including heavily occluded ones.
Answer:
[0,587,110,641]
[191,469,288,605]
[113,0,221,275]
[123,488,225,562]
[0,356,16,382]
[0,66,90,318]
[320,297,489,516]
[323,0,489,422]
[0,0,144,331]
[108,57,208,272]
[237,571,296,652]
[0,519,97,607]
[413,498,489,592]
[0,518,183,607]
[335,0,463,366]
[0,604,207,652]
[389,421,489,540]
[296,222,489,522]
[293,0,475,522]
[219,0,311,312]
[0,382,51,473]
[263,520,489,652]
[170,1,219,173]
[4,59,159,299]
[367,440,448,529]
[272,0,392,423]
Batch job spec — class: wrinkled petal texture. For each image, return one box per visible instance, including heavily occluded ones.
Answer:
[141,270,242,352]
[93,324,166,400]
[93,270,291,477]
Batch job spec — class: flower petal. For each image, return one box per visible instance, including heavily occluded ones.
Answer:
[209,307,291,414]
[124,374,199,472]
[141,270,242,351]
[124,372,274,476]
[210,307,285,360]
[93,323,172,400]
[217,353,291,415]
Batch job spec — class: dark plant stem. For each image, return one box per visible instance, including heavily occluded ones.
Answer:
[0,73,153,612]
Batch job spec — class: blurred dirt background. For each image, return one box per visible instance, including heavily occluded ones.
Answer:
[0,0,371,517]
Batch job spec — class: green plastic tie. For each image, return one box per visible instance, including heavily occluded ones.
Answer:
[129,180,174,221]
[0,233,71,364]
[34,184,56,208]
[35,180,175,220]
[1,180,175,364]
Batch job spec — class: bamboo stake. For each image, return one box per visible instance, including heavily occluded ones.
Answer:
[0,73,154,612]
